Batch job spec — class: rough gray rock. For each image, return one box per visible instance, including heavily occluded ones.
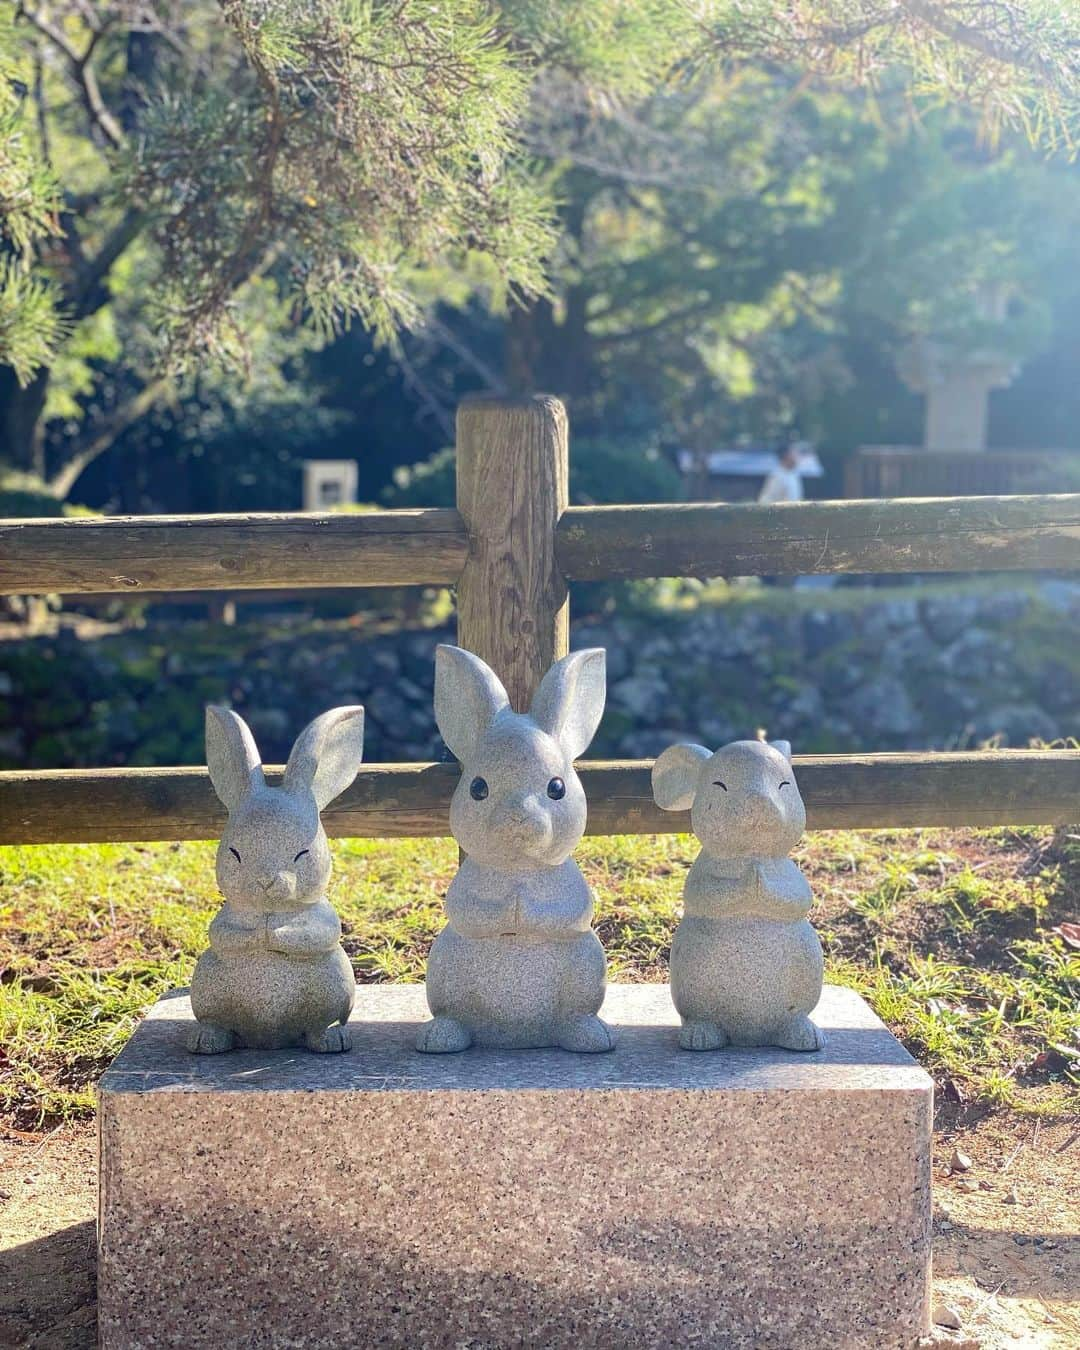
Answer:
[848,676,919,740]
[803,608,850,659]
[1040,579,1080,615]
[610,672,668,722]
[921,593,983,646]
[5,584,1076,773]
[972,703,1059,747]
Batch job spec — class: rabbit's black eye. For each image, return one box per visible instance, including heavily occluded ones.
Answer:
[469,776,489,801]
[712,781,728,791]
[778,780,791,789]
[228,847,241,863]
[546,777,566,800]
[293,849,309,863]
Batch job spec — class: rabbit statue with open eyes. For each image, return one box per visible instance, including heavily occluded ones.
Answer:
[652,737,825,1053]
[416,644,613,1054]
[187,704,365,1055]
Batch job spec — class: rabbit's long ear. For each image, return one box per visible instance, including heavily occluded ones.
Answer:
[530,649,606,760]
[284,706,365,810]
[652,743,710,812]
[206,706,264,810]
[434,645,509,762]
[770,739,793,762]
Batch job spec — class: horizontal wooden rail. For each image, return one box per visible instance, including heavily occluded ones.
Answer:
[4,493,1080,596]
[557,494,1080,578]
[3,750,1077,844]
[0,508,468,595]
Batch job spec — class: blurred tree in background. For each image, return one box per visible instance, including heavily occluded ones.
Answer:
[0,0,561,499]
[3,1,1080,512]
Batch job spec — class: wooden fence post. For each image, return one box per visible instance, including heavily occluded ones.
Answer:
[455,394,569,710]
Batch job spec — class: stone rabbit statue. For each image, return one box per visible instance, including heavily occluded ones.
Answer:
[652,738,825,1052]
[417,644,613,1054]
[187,704,364,1055]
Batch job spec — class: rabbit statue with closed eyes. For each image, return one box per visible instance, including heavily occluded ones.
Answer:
[416,644,614,1054]
[652,738,825,1053]
[187,704,364,1055]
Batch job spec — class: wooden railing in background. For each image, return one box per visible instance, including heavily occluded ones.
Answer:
[846,445,1080,500]
[2,395,1079,844]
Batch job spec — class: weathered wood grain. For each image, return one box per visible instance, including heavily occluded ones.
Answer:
[4,750,1077,843]
[558,495,1080,578]
[6,492,1079,598]
[0,508,468,595]
[455,395,569,710]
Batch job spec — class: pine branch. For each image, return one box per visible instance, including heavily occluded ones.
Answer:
[16,2,126,149]
[47,374,172,498]
[901,1,1069,83]
[69,208,146,317]
[420,314,507,394]
[393,344,455,439]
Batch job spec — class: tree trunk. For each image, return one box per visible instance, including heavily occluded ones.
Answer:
[503,190,594,406]
[0,367,51,480]
[504,287,595,407]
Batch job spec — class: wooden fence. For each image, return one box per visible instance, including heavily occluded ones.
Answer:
[846,445,1080,499]
[2,393,1080,846]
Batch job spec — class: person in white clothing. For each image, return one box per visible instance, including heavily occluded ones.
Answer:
[758,442,805,586]
[757,442,805,505]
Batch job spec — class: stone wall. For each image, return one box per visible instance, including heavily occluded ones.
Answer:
[2,581,1077,770]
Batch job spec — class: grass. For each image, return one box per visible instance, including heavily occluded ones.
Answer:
[1,827,1078,1127]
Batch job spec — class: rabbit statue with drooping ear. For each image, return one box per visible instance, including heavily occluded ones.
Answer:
[417,645,614,1054]
[653,738,825,1053]
[187,704,364,1055]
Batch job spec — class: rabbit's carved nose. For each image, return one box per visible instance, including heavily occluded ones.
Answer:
[261,871,294,898]
[493,796,547,831]
[739,790,784,824]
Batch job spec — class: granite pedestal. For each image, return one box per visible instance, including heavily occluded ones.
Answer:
[98,983,932,1349]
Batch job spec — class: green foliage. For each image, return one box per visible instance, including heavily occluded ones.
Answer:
[0,468,65,516]
[0,10,61,255]
[130,0,555,366]
[699,0,1080,150]
[6,0,1080,494]
[382,435,682,508]
[569,435,682,504]
[383,446,457,508]
[0,257,70,386]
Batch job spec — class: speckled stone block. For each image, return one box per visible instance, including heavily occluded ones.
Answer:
[98,984,932,1349]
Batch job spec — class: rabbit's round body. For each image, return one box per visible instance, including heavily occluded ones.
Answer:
[425,858,605,1049]
[671,856,823,1049]
[417,645,613,1054]
[187,704,364,1055]
[653,739,825,1052]
[190,901,356,1051]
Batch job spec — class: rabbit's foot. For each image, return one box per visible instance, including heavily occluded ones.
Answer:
[187,1022,236,1055]
[415,1016,472,1054]
[773,1014,825,1052]
[304,1023,352,1054]
[556,1014,615,1054]
[679,1020,728,1052]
